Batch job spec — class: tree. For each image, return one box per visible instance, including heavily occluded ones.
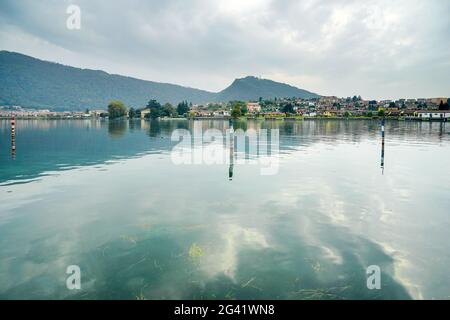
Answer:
[344,111,350,117]
[135,109,141,118]
[231,104,242,118]
[445,98,450,110]
[128,107,136,118]
[378,109,385,117]
[146,99,162,119]
[188,110,196,118]
[438,100,449,111]
[229,101,246,118]
[85,108,90,114]
[177,101,190,116]
[240,103,248,115]
[282,103,295,114]
[108,100,127,119]
[162,103,176,117]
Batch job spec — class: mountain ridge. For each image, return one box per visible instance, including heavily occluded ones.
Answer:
[0,51,319,111]
[218,76,318,101]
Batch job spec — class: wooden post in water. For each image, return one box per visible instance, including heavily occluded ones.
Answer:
[380,117,385,174]
[11,116,16,159]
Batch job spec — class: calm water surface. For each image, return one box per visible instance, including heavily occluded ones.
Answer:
[0,119,449,299]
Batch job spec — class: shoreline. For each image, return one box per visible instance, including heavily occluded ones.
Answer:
[1,116,447,122]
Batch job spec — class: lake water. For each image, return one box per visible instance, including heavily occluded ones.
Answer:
[0,119,449,300]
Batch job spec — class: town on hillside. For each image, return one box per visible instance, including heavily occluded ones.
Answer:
[1,96,449,121]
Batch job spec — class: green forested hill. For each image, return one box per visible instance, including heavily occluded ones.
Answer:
[0,51,215,110]
[0,51,319,110]
[217,76,319,101]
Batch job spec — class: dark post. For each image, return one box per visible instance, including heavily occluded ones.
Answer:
[380,117,385,174]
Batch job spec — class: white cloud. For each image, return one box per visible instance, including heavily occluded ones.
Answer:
[0,0,448,99]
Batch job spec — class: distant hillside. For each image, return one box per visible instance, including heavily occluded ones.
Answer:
[0,51,319,111]
[218,76,319,101]
[0,51,214,111]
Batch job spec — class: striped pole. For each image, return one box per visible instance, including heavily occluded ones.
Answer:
[380,117,385,173]
[11,116,16,158]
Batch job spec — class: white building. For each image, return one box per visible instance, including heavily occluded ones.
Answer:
[213,110,230,117]
[140,108,151,119]
[416,111,450,120]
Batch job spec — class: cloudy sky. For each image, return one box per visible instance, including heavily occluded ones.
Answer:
[0,0,448,99]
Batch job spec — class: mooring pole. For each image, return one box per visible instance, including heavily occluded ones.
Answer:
[380,117,385,174]
[11,116,16,159]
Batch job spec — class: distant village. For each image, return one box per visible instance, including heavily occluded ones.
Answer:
[1,95,449,121]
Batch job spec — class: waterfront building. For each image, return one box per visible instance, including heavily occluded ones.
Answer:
[140,108,150,119]
[246,102,261,113]
[415,110,450,120]
[212,110,230,117]
[429,97,448,105]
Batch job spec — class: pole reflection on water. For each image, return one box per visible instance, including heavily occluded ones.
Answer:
[229,119,234,180]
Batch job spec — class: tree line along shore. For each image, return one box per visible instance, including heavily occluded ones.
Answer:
[1,96,449,121]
